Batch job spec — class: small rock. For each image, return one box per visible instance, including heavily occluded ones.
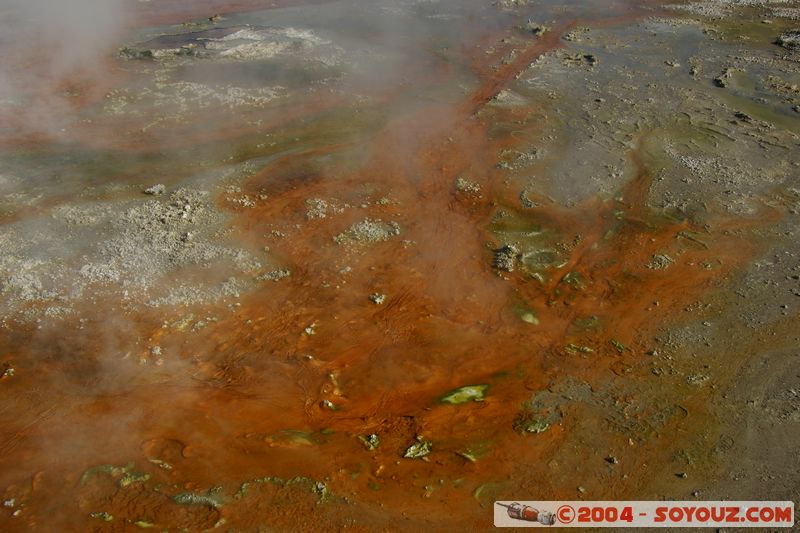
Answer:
[491,89,527,106]
[495,0,530,8]
[358,433,380,450]
[320,399,336,410]
[334,219,400,245]
[776,30,800,51]
[522,21,549,36]
[313,481,327,497]
[143,184,166,195]
[494,244,519,272]
[369,293,386,305]
[647,254,674,270]
[305,198,330,219]
[713,68,735,88]
[455,176,481,194]
[258,269,291,282]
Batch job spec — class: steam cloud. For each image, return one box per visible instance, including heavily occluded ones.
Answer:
[0,0,131,138]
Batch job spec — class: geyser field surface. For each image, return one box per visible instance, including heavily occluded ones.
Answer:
[0,0,799,530]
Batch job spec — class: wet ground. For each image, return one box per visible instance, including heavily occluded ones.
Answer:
[1,0,799,531]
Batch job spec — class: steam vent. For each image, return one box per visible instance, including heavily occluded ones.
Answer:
[0,0,798,530]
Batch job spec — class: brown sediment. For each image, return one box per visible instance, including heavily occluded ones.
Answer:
[0,2,784,531]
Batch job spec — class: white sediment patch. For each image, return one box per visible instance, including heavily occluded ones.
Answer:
[105,81,285,117]
[334,218,401,245]
[0,174,279,322]
[668,0,774,19]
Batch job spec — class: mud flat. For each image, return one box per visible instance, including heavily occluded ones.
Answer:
[0,0,799,530]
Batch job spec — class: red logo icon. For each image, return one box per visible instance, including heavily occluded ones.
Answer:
[557,505,576,524]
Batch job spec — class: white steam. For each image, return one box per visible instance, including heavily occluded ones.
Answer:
[0,0,131,137]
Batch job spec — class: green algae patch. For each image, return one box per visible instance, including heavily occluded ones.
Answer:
[458,442,491,463]
[80,463,130,485]
[561,271,582,285]
[440,384,489,405]
[610,339,627,354]
[147,458,172,470]
[234,482,250,500]
[571,315,602,333]
[80,462,150,488]
[268,429,319,446]
[119,470,151,487]
[472,482,502,503]
[565,343,594,355]
[237,475,332,504]
[514,414,551,434]
[512,304,540,325]
[90,512,113,522]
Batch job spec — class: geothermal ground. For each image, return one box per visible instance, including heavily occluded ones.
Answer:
[1,0,799,531]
